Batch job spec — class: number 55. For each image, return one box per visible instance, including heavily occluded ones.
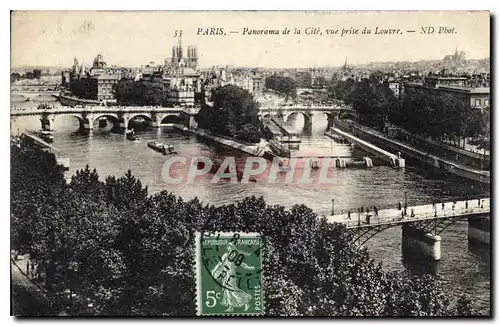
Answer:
[206,291,220,308]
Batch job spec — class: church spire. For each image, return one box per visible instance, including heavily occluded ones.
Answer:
[178,36,183,60]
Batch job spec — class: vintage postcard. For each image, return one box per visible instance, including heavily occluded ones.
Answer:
[10,11,490,317]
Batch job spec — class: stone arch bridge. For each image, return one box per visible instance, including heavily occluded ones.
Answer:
[10,106,200,131]
[259,104,354,130]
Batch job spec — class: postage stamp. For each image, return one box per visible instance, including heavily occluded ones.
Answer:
[195,232,263,316]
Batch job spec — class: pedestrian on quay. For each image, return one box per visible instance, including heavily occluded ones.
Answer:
[347,210,351,220]
[442,202,445,210]
[401,210,404,219]
[361,206,364,213]
[374,206,378,217]
[478,198,481,207]
[411,208,415,217]
[465,201,468,209]
[398,202,402,210]
[452,203,455,210]
[481,200,484,209]
[31,262,36,278]
[432,200,435,208]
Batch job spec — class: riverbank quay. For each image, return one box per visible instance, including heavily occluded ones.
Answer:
[19,132,70,170]
[334,120,490,184]
[390,126,490,170]
[325,129,404,168]
[271,117,296,136]
[172,124,270,157]
[11,250,96,316]
[173,125,382,170]
[11,253,68,316]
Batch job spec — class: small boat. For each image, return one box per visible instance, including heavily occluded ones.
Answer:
[147,140,175,155]
[268,139,291,158]
[278,159,291,172]
[328,132,350,144]
[38,130,54,143]
[126,129,139,141]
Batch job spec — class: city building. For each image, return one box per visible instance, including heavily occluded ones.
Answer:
[405,73,490,111]
[62,54,120,103]
[443,47,467,64]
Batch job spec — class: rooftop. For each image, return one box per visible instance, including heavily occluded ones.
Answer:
[405,82,490,94]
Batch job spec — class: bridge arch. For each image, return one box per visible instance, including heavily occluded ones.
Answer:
[93,114,121,130]
[93,113,120,121]
[284,111,313,131]
[127,114,153,129]
[160,114,182,125]
[59,113,84,129]
[348,213,485,247]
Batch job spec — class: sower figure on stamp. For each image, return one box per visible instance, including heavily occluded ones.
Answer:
[211,242,255,312]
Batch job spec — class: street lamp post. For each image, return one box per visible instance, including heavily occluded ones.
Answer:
[331,199,335,216]
[404,191,407,208]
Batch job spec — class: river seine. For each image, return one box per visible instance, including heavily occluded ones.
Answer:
[12,113,490,314]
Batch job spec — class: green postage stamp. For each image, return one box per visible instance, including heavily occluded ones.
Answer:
[195,232,263,316]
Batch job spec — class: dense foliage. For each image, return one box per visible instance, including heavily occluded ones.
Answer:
[11,69,42,82]
[11,145,481,316]
[329,78,490,149]
[195,85,263,143]
[265,75,297,102]
[113,79,168,106]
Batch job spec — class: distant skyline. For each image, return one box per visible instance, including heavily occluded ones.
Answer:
[11,11,490,69]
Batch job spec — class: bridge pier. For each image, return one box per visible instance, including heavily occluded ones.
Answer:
[119,116,128,130]
[40,118,54,131]
[468,216,490,247]
[402,224,441,261]
[188,116,198,129]
[83,117,94,130]
[151,118,161,128]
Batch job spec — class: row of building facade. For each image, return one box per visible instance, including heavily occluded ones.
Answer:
[61,40,264,106]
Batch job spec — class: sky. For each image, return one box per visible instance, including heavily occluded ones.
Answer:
[11,11,490,69]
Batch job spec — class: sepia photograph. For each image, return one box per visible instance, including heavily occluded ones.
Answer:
[9,10,491,317]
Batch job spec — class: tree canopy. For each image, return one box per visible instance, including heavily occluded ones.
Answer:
[10,144,481,316]
[113,79,168,106]
[265,75,297,102]
[329,79,490,148]
[195,84,263,143]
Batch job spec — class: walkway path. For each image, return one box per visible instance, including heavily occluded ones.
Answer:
[327,198,490,229]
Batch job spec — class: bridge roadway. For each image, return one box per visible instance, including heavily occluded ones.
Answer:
[327,198,490,229]
[260,104,352,111]
[10,106,200,117]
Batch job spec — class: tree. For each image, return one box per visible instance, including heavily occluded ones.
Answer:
[11,72,21,83]
[195,85,263,143]
[265,75,297,102]
[313,76,327,89]
[33,69,42,80]
[11,144,483,316]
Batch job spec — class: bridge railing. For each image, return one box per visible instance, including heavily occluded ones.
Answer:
[342,206,490,228]
[11,105,201,115]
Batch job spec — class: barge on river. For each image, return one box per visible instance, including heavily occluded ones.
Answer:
[147,140,175,155]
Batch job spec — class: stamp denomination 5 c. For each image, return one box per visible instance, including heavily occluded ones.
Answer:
[196,232,263,316]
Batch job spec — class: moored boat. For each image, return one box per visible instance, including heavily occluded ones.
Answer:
[126,129,139,141]
[147,141,175,155]
[38,130,54,143]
